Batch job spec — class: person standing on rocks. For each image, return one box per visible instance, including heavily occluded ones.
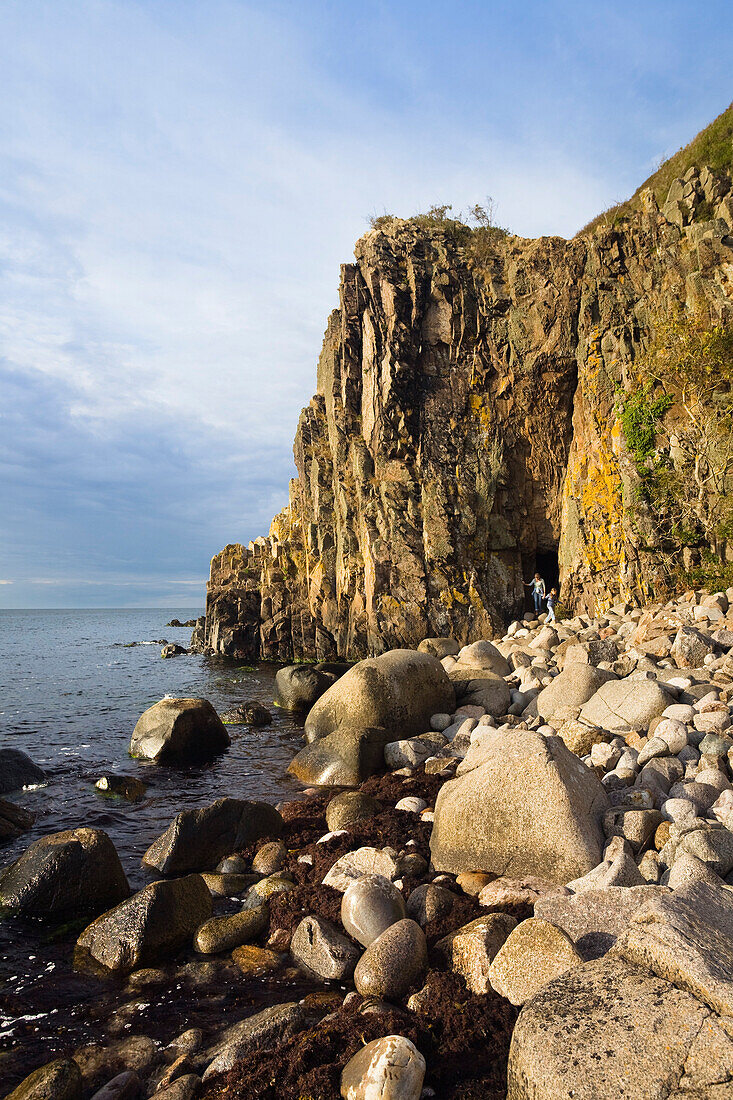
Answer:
[525,573,546,615]
[546,586,558,623]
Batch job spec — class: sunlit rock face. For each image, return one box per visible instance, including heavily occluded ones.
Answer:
[196,166,733,660]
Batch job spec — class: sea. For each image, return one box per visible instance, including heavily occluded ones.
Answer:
[0,608,310,1087]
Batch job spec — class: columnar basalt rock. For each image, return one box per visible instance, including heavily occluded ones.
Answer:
[196,162,733,661]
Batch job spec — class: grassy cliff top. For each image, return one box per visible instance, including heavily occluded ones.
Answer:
[579,102,733,236]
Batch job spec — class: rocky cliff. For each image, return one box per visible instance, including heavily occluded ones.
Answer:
[195,112,733,661]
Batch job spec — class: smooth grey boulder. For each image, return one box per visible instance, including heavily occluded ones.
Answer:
[288,726,392,786]
[448,669,511,717]
[303,650,455,743]
[0,748,47,795]
[406,883,456,926]
[77,874,212,971]
[454,640,511,677]
[129,698,230,765]
[341,873,406,946]
[340,1035,425,1100]
[274,665,333,711]
[290,914,360,980]
[580,679,671,732]
[202,1002,316,1079]
[353,918,427,1000]
[430,731,608,883]
[5,1059,82,1100]
[418,637,460,659]
[0,827,129,918]
[534,665,616,723]
[142,798,282,874]
[325,791,381,832]
[507,956,729,1100]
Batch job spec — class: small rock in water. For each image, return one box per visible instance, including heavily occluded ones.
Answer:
[95,775,147,802]
[340,1035,426,1100]
[231,944,283,976]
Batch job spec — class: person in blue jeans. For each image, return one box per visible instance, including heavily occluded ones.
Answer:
[546,587,558,622]
[524,573,546,614]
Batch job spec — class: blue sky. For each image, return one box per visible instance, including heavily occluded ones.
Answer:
[1,0,731,608]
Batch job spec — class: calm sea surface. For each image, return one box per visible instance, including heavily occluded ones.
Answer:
[0,608,310,1085]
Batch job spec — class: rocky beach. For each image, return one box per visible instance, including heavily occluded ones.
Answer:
[5,586,733,1099]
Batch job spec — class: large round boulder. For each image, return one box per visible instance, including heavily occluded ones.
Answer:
[143,798,283,874]
[455,640,511,677]
[448,669,511,717]
[129,698,230,765]
[0,748,47,795]
[5,1058,82,1100]
[274,666,334,711]
[533,665,617,723]
[430,730,609,884]
[76,874,212,971]
[580,678,672,732]
[304,650,455,743]
[0,827,129,918]
[288,726,393,786]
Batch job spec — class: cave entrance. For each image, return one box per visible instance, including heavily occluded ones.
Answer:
[522,548,560,614]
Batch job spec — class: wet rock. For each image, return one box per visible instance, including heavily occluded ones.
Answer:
[0,797,35,842]
[430,730,608,883]
[94,776,147,802]
[230,945,283,976]
[87,1072,140,1100]
[507,957,728,1100]
[325,791,381,832]
[304,650,455,743]
[5,1059,82,1100]
[0,748,47,795]
[215,854,249,874]
[341,873,406,946]
[406,883,455,925]
[73,1038,159,1093]
[288,726,393,786]
[251,840,287,875]
[242,874,294,908]
[129,698,230,764]
[0,827,129,918]
[152,1077,200,1100]
[489,918,583,1005]
[194,905,269,954]
[322,846,399,892]
[202,1003,316,1079]
[241,702,272,726]
[161,644,187,658]
[340,1035,425,1100]
[353,919,427,1000]
[290,915,360,980]
[77,874,212,971]
[199,872,258,897]
[435,912,516,993]
[143,798,282,874]
[275,665,335,711]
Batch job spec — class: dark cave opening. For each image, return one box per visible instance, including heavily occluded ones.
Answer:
[521,548,560,614]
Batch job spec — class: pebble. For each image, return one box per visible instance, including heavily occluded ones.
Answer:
[395,797,428,813]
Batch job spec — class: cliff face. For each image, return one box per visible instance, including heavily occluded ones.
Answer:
[196,162,733,661]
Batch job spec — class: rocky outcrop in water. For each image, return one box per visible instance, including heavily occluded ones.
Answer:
[197,147,733,661]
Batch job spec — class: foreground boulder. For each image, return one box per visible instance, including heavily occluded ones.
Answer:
[288,726,392,786]
[304,650,455,742]
[430,730,608,882]
[77,874,211,971]
[6,1058,82,1100]
[0,748,47,794]
[0,828,129,918]
[143,798,282,874]
[129,698,230,765]
[341,1035,425,1100]
[507,956,731,1099]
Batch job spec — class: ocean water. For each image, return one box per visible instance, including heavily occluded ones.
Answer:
[0,608,310,1084]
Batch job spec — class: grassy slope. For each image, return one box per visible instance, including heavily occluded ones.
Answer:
[578,102,733,236]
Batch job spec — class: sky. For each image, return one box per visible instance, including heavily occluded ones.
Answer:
[0,1,731,608]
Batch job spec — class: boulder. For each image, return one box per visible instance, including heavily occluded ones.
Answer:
[194,905,269,954]
[303,650,455,743]
[288,726,392,786]
[353,919,428,1000]
[533,885,671,960]
[447,670,511,717]
[454,640,511,677]
[274,665,334,711]
[534,665,616,723]
[418,637,460,659]
[506,957,729,1100]
[0,797,35,842]
[341,874,406,946]
[0,748,47,795]
[5,1059,82,1100]
[489,918,582,1005]
[290,915,360,980]
[340,1035,425,1100]
[202,1002,316,1079]
[671,625,715,668]
[435,912,516,994]
[129,698,230,764]
[142,798,282,874]
[580,678,671,732]
[77,874,212,971]
[430,731,608,883]
[325,791,381,832]
[0,828,129,918]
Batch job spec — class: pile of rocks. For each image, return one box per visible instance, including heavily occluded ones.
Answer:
[8,586,733,1100]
